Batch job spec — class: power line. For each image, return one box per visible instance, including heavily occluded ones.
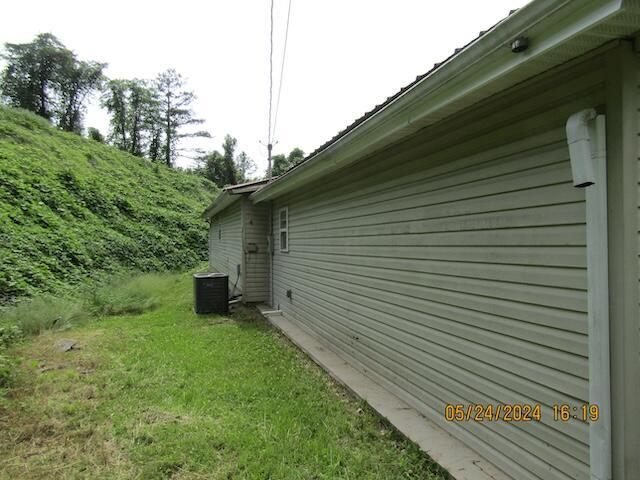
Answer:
[272,0,293,140]
[266,0,292,178]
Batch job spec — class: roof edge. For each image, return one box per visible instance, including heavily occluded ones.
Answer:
[251,0,628,203]
[225,178,273,194]
[201,178,275,219]
[201,191,241,219]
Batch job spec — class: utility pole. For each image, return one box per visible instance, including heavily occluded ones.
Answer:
[267,142,273,180]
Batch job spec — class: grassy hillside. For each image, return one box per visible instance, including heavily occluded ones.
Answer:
[0,106,217,304]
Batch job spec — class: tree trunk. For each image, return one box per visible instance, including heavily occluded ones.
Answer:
[130,114,139,155]
[164,92,172,167]
[38,72,47,119]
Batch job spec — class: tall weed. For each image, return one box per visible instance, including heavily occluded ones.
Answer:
[0,271,182,388]
[0,296,86,336]
[87,272,181,316]
[0,271,181,338]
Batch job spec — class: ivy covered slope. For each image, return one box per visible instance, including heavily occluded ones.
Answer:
[0,106,217,304]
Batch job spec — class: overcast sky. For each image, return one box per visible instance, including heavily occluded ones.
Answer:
[2,0,529,173]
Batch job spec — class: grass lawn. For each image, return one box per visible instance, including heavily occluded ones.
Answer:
[0,272,448,479]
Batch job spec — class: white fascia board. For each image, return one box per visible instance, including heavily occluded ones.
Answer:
[251,0,627,203]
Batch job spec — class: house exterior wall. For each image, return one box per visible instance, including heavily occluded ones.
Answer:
[242,197,270,303]
[269,52,609,480]
[604,42,640,479]
[209,200,242,296]
[630,42,640,478]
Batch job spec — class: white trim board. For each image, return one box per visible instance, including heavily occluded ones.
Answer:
[257,304,510,480]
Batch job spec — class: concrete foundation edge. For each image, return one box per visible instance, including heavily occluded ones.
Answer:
[256,305,510,480]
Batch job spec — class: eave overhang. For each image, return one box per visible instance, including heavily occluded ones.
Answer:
[201,191,239,220]
[201,178,275,219]
[251,0,640,203]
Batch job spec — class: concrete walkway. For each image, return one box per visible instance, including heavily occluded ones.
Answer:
[257,305,509,480]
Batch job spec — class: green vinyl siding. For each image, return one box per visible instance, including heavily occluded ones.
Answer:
[209,201,242,295]
[637,48,640,323]
[269,53,609,480]
[242,197,270,303]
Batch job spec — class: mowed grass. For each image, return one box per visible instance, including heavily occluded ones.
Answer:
[0,272,448,479]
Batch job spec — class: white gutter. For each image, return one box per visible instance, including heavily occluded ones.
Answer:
[251,0,630,203]
[566,110,611,480]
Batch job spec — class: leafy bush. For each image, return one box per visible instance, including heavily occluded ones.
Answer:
[0,324,21,348]
[0,296,87,336]
[0,106,217,304]
[87,272,181,316]
[87,127,104,143]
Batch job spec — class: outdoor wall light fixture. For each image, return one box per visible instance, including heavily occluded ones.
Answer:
[511,36,530,53]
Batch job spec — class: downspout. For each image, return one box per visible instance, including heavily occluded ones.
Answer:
[566,109,611,480]
[268,201,274,307]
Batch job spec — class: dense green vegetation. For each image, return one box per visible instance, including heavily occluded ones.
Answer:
[0,271,448,479]
[0,33,105,134]
[0,33,307,188]
[0,106,217,304]
[1,34,210,165]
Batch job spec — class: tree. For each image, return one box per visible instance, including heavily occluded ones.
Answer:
[0,33,104,132]
[101,78,159,156]
[128,80,160,157]
[272,147,305,176]
[196,134,249,188]
[57,59,105,133]
[197,151,226,187]
[271,154,286,177]
[0,33,70,120]
[221,135,237,185]
[235,151,256,183]
[101,79,129,150]
[87,127,104,143]
[288,147,305,164]
[147,122,163,163]
[154,69,209,167]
